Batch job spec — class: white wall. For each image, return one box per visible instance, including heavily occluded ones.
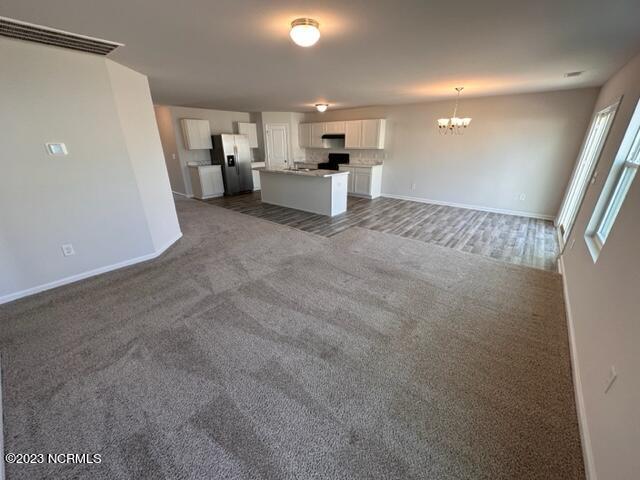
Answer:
[154,105,184,194]
[107,61,181,252]
[560,53,640,480]
[0,38,181,303]
[305,88,599,218]
[154,105,252,196]
[249,111,266,162]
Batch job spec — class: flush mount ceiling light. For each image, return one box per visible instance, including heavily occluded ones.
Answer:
[437,87,472,135]
[315,103,329,113]
[290,18,320,47]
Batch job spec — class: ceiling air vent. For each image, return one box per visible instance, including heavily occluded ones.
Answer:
[0,16,123,56]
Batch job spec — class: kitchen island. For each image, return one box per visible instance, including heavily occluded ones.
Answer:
[256,167,349,216]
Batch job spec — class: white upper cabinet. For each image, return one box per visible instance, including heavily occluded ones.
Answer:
[346,119,386,149]
[181,118,212,150]
[361,119,386,149]
[298,119,386,149]
[237,122,259,148]
[324,121,346,134]
[299,123,312,148]
[345,120,362,149]
[311,122,326,148]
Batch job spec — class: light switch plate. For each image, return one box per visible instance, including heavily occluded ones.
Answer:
[46,143,68,156]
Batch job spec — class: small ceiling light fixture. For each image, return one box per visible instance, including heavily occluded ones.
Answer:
[437,87,472,135]
[290,18,320,47]
[315,103,329,113]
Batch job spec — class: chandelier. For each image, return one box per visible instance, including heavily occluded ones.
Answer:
[437,87,472,135]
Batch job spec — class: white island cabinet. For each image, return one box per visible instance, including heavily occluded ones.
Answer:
[257,168,349,216]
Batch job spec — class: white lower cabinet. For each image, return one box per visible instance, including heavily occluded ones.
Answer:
[354,170,371,195]
[338,164,383,198]
[346,168,355,193]
[251,162,265,190]
[188,165,224,199]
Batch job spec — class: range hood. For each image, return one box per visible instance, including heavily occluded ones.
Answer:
[321,133,345,149]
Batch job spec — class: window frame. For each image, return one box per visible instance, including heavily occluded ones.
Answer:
[585,98,640,261]
[556,99,621,248]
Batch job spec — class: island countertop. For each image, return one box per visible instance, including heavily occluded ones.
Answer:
[255,167,349,178]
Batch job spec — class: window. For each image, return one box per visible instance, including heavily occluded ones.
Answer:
[586,98,640,261]
[557,100,620,246]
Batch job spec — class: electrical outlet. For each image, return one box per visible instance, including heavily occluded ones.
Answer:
[519,193,526,201]
[604,366,617,394]
[569,238,576,250]
[61,244,75,257]
[411,182,417,191]
[172,153,177,160]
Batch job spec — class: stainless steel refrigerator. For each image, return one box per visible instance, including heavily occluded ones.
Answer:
[210,134,254,195]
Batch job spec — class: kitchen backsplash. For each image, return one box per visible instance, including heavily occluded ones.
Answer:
[304,149,385,165]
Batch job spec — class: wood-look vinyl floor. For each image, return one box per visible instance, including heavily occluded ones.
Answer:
[206,192,559,271]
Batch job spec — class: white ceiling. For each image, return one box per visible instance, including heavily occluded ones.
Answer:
[2,0,640,112]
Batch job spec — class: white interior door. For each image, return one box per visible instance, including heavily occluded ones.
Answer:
[556,100,620,245]
[265,123,290,168]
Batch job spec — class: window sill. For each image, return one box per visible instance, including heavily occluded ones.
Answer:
[584,234,602,263]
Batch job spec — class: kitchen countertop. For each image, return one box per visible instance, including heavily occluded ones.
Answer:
[340,162,383,167]
[256,167,349,178]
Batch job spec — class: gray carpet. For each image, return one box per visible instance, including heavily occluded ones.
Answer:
[0,196,584,479]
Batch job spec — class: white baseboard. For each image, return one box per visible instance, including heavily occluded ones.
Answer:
[194,193,223,200]
[0,232,183,306]
[559,255,596,480]
[381,193,555,220]
[172,191,193,198]
[348,193,374,199]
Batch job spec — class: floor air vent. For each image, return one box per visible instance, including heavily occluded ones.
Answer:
[0,16,122,55]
